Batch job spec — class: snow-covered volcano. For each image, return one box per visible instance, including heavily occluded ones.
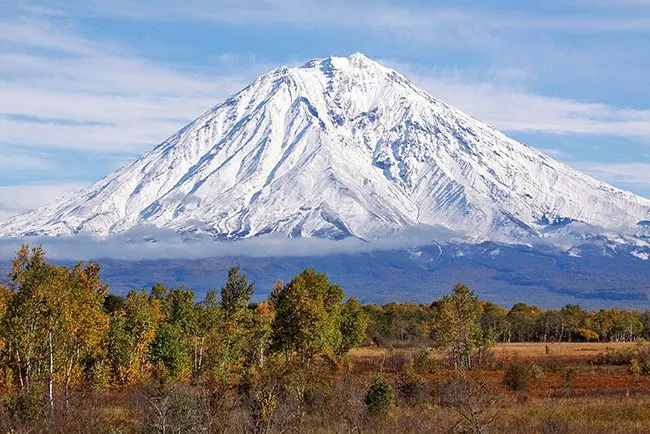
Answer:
[3,53,650,244]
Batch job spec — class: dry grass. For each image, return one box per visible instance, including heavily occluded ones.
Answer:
[4,343,650,433]
[494,342,636,358]
[350,342,638,364]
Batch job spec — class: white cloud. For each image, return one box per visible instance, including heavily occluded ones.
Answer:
[0,154,51,170]
[0,183,88,220]
[0,19,259,153]
[403,70,650,138]
[2,11,650,159]
[0,225,460,260]
[31,0,487,47]
[29,0,650,35]
[536,148,570,158]
[572,162,650,187]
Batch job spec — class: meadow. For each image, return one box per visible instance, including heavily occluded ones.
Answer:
[2,245,650,433]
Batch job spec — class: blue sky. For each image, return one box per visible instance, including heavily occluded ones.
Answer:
[1,0,650,219]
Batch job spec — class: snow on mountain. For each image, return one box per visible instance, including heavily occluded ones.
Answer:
[2,53,650,246]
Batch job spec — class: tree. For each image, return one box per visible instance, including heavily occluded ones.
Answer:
[0,282,10,389]
[479,302,509,343]
[150,323,190,380]
[103,294,125,313]
[56,262,109,409]
[338,297,368,355]
[200,267,257,384]
[107,312,131,384]
[158,284,198,337]
[365,302,433,345]
[642,310,650,340]
[118,289,164,383]
[270,269,344,362]
[249,301,274,368]
[1,245,61,411]
[506,303,541,342]
[433,284,483,370]
[1,245,109,412]
[220,266,254,320]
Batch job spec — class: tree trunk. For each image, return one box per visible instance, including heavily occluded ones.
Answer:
[16,351,24,391]
[48,330,54,415]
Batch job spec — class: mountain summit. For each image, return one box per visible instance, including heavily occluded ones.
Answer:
[3,53,650,244]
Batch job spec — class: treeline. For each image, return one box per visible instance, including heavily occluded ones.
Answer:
[364,299,650,347]
[0,246,367,414]
[0,244,649,420]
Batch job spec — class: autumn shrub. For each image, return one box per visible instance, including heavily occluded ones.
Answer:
[365,376,395,415]
[540,416,570,434]
[541,354,566,373]
[440,378,501,433]
[503,361,542,391]
[396,363,427,405]
[634,345,650,375]
[329,373,365,431]
[629,358,642,375]
[593,347,635,366]
[412,345,434,374]
[383,351,411,373]
[3,391,44,425]
[564,366,578,395]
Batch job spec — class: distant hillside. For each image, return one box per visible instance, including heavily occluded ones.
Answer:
[2,243,648,309]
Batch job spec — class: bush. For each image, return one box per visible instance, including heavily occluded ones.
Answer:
[503,361,542,392]
[440,378,500,432]
[635,346,650,375]
[396,366,426,405]
[365,377,395,415]
[412,345,434,374]
[540,416,569,434]
[593,347,635,366]
[4,392,43,424]
[383,351,410,373]
[621,346,650,375]
[564,367,578,395]
[541,355,566,373]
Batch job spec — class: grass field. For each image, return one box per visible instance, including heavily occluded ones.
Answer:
[350,341,637,359]
[344,341,650,432]
[349,341,650,398]
[3,342,650,433]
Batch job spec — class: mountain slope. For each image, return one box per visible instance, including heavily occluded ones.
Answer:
[2,53,650,243]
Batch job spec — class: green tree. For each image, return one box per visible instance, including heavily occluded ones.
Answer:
[107,312,131,384]
[201,267,257,384]
[220,266,255,320]
[479,301,509,343]
[338,297,368,355]
[119,289,163,383]
[150,323,190,380]
[365,376,395,415]
[270,269,344,362]
[161,285,198,336]
[506,303,541,342]
[103,294,125,313]
[432,284,483,370]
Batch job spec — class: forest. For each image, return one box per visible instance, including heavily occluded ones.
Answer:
[1,244,650,433]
